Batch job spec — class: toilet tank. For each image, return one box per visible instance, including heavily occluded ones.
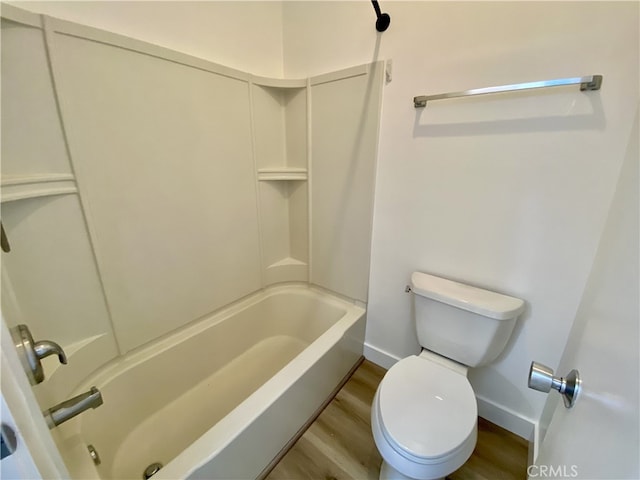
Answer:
[410,272,525,367]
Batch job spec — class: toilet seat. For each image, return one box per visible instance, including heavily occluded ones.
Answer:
[376,355,477,463]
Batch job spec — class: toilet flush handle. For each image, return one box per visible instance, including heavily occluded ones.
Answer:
[528,361,581,408]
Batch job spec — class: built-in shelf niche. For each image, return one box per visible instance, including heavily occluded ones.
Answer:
[251,81,307,171]
[259,180,308,284]
[251,79,309,285]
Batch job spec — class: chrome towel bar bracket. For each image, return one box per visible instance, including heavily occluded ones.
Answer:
[413,75,603,108]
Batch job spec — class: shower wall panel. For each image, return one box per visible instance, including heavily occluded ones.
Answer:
[1,15,119,408]
[0,19,69,176]
[49,29,262,353]
[310,63,384,302]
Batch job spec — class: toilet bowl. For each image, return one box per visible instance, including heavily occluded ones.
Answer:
[372,352,477,480]
[371,272,525,480]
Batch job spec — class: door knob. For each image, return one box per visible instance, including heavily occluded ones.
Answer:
[528,361,581,408]
[1,424,17,460]
[10,325,67,385]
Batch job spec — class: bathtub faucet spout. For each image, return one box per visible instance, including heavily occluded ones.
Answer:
[44,386,103,428]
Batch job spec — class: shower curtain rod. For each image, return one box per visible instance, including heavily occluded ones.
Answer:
[371,0,390,32]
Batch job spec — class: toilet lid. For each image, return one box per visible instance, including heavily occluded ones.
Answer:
[378,355,477,461]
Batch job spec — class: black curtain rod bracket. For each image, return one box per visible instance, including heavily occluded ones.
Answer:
[371,0,390,32]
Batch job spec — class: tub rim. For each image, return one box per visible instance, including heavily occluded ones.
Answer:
[74,283,360,393]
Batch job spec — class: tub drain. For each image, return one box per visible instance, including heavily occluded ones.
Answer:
[143,462,163,479]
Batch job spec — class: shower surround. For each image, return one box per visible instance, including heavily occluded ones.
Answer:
[0,5,383,479]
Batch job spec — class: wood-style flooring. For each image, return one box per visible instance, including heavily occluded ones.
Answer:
[265,360,528,480]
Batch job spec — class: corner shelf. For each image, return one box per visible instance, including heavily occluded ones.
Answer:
[1,173,77,203]
[268,257,307,268]
[257,168,308,181]
[251,79,309,286]
[250,76,307,89]
[264,256,308,284]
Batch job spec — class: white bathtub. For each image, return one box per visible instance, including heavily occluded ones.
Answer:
[51,284,366,479]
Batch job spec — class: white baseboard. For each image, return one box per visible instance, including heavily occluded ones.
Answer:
[528,420,539,466]
[363,342,400,370]
[476,393,536,441]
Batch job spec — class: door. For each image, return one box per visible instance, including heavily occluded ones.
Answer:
[0,315,70,479]
[1,393,41,479]
[531,109,639,479]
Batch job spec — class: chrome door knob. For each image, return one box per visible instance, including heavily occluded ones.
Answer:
[528,362,560,393]
[1,424,17,460]
[528,361,581,408]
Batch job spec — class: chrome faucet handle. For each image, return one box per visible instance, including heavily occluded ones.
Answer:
[11,325,68,385]
[34,340,68,365]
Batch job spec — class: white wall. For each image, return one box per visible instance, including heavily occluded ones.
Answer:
[9,0,284,77]
[283,1,639,434]
[6,0,638,437]
[535,107,639,478]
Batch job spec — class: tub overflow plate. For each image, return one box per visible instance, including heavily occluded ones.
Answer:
[143,462,163,479]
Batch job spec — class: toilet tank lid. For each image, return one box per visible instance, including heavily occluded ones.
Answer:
[410,272,525,320]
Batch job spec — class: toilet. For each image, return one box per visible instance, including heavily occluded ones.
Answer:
[371,271,525,480]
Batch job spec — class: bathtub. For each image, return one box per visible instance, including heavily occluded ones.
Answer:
[51,284,366,479]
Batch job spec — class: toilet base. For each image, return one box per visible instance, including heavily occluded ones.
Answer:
[379,460,444,480]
